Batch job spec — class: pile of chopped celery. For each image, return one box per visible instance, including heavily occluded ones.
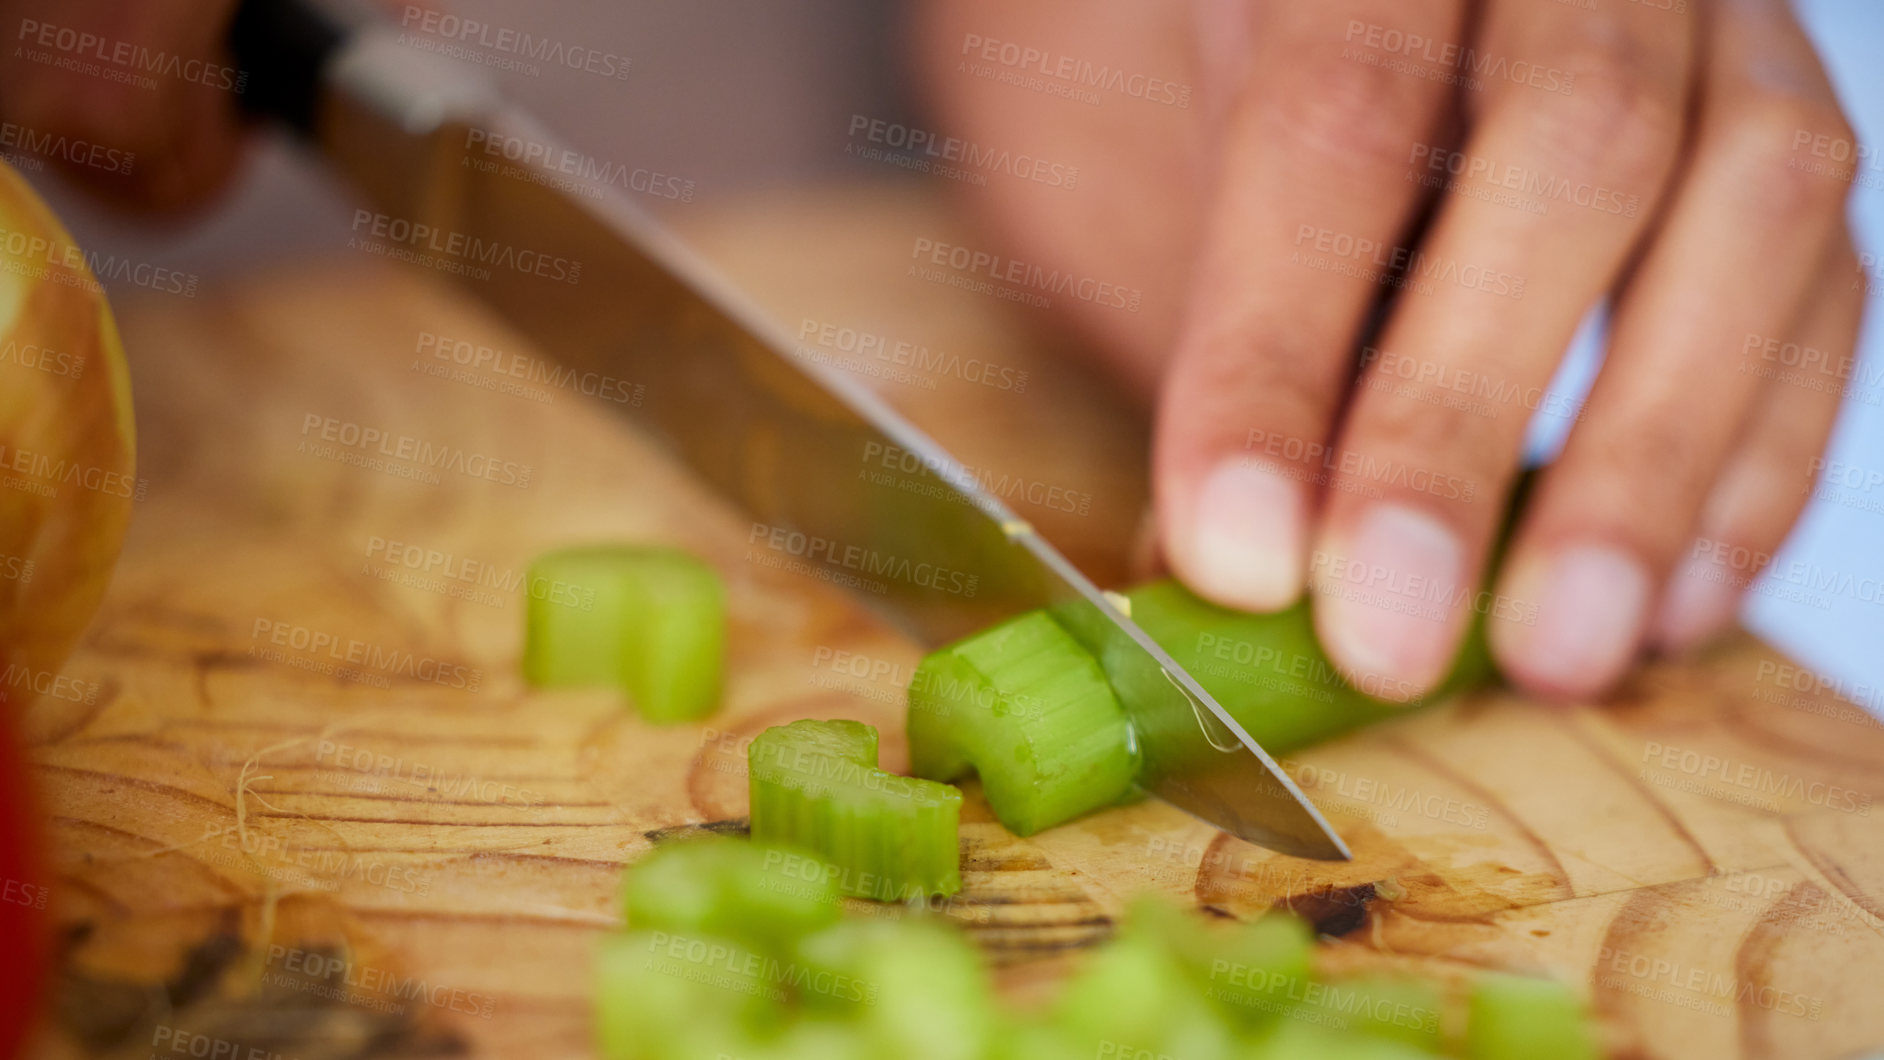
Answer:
[597,836,1601,1060]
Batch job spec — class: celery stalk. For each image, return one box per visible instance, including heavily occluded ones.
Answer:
[748,720,962,900]
[523,545,724,722]
[908,610,1138,836]
[1125,579,1493,758]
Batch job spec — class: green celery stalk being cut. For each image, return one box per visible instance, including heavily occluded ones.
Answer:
[1466,973,1600,1060]
[907,610,1139,836]
[1124,579,1494,760]
[748,719,962,900]
[523,545,724,722]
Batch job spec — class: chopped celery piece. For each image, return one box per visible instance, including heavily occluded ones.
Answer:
[1250,1021,1444,1060]
[1054,932,1239,1060]
[1297,976,1446,1051]
[595,930,777,1060]
[908,610,1138,835]
[523,545,724,722]
[749,720,962,900]
[793,917,995,1060]
[1467,974,1599,1060]
[623,836,838,958]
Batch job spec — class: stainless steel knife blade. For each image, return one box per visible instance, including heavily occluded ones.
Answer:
[293,27,1348,860]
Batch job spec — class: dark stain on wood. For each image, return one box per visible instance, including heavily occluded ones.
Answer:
[642,818,750,844]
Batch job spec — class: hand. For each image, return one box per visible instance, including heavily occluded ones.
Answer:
[915,0,1864,701]
[0,0,247,211]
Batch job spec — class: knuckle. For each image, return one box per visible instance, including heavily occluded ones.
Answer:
[1355,388,1513,498]
[1260,44,1440,172]
[1169,330,1335,461]
[1590,417,1716,551]
[1516,32,1684,191]
[1715,93,1855,222]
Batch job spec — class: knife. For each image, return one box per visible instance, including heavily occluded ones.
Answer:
[228,0,1349,861]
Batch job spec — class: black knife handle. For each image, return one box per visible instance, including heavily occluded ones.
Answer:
[228,0,358,133]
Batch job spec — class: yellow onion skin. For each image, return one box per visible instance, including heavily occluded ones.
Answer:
[0,161,136,718]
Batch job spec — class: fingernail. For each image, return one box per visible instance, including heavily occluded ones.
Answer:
[1497,544,1650,696]
[1314,503,1464,699]
[1650,551,1742,654]
[1184,459,1305,611]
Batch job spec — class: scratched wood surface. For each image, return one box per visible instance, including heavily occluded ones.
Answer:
[20,184,1884,1060]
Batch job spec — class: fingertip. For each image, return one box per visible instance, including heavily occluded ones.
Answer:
[1647,552,1743,656]
[1311,502,1466,703]
[1490,542,1651,701]
[1168,458,1307,614]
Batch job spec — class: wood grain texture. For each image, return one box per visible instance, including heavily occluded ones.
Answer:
[21,184,1884,1060]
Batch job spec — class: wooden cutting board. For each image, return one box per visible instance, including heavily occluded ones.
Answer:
[22,184,1884,1060]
